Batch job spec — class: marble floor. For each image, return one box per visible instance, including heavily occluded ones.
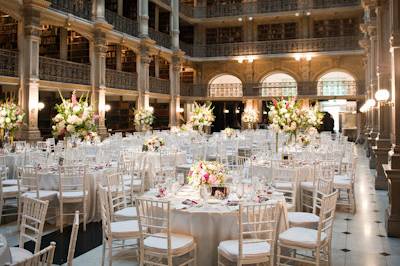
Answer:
[2,145,400,265]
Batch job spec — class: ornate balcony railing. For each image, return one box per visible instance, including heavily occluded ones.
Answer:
[39,57,91,85]
[0,49,18,77]
[312,0,360,9]
[149,77,170,94]
[105,10,139,37]
[180,0,359,19]
[49,0,92,20]
[180,80,363,97]
[148,28,171,48]
[192,36,361,57]
[106,69,137,90]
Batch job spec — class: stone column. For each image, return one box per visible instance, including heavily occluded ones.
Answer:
[136,43,153,109]
[169,53,183,127]
[171,0,180,50]
[19,4,44,141]
[90,30,108,137]
[383,0,400,237]
[138,0,149,37]
[154,55,160,78]
[94,0,106,22]
[117,0,123,16]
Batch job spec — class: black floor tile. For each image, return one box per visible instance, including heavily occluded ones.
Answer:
[341,248,351,253]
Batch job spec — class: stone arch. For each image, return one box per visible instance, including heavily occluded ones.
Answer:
[259,71,298,97]
[208,73,243,97]
[316,69,356,96]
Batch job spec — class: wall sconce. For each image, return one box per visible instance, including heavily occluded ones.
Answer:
[223,109,230,114]
[37,102,45,111]
[263,111,268,115]
[148,106,154,112]
[293,53,313,61]
[104,104,111,112]
[305,54,313,61]
[237,56,255,64]
[177,107,184,113]
[375,89,390,102]
[365,99,376,108]
[235,109,240,114]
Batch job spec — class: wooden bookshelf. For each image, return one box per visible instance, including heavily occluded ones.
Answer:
[0,12,17,51]
[106,44,117,70]
[159,57,169,80]
[67,31,90,64]
[313,18,359,38]
[105,0,118,12]
[257,22,297,41]
[123,0,137,20]
[40,25,60,59]
[105,100,135,130]
[181,70,194,83]
[206,27,242,44]
[159,10,170,34]
[121,49,136,73]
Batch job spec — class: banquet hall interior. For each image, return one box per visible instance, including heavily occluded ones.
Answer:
[1,0,400,265]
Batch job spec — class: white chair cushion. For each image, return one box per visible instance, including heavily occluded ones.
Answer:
[275,182,293,190]
[288,212,320,226]
[2,186,19,197]
[218,239,271,261]
[144,233,194,255]
[110,220,140,238]
[300,181,314,190]
[333,175,351,186]
[124,179,142,187]
[22,190,57,200]
[279,227,327,248]
[10,247,33,264]
[3,179,18,186]
[115,207,137,219]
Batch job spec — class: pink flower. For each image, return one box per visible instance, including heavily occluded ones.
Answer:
[71,92,78,106]
[208,174,217,184]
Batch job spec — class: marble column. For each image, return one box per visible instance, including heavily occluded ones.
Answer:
[136,45,153,109]
[94,0,106,22]
[138,0,149,37]
[169,53,183,127]
[90,30,108,138]
[383,0,400,237]
[171,0,179,50]
[19,4,44,141]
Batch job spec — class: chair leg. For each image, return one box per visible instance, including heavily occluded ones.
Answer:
[108,239,113,266]
[17,196,22,230]
[193,244,197,266]
[60,203,63,233]
[83,200,87,231]
[101,238,106,266]
[315,246,320,266]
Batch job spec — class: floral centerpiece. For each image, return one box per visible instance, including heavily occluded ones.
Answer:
[189,102,215,133]
[241,108,259,128]
[180,123,194,132]
[187,161,226,188]
[52,91,97,140]
[222,127,236,138]
[0,100,25,143]
[134,107,154,131]
[303,106,324,132]
[142,136,165,152]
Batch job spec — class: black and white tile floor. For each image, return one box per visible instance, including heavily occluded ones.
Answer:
[2,145,400,265]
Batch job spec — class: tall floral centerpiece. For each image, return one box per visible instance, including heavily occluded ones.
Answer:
[0,101,25,144]
[189,102,215,133]
[303,105,324,133]
[52,91,98,141]
[268,97,303,151]
[241,108,259,129]
[134,107,154,132]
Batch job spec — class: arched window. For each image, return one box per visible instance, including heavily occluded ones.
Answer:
[208,74,243,97]
[317,71,356,96]
[260,73,297,97]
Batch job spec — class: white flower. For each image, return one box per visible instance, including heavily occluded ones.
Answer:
[66,124,75,133]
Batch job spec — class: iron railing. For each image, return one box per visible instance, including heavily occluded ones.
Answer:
[191,36,361,57]
[106,69,137,90]
[0,49,18,77]
[105,10,139,37]
[49,0,92,20]
[180,41,193,56]
[148,28,171,48]
[149,77,170,94]
[180,80,363,97]
[39,57,91,85]
[312,0,360,9]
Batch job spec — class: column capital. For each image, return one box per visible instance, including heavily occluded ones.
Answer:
[368,25,377,37]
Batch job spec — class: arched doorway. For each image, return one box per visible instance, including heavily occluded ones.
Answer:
[260,73,297,97]
[208,74,243,97]
[317,71,356,96]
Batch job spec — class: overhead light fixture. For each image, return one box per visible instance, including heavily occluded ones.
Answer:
[375,89,390,102]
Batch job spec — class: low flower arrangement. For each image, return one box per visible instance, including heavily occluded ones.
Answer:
[134,107,154,131]
[142,136,165,152]
[0,100,25,139]
[52,91,97,140]
[242,108,259,124]
[187,161,226,188]
[222,127,236,138]
[189,102,215,132]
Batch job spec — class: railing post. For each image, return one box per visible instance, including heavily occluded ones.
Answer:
[19,1,48,141]
[90,30,108,138]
